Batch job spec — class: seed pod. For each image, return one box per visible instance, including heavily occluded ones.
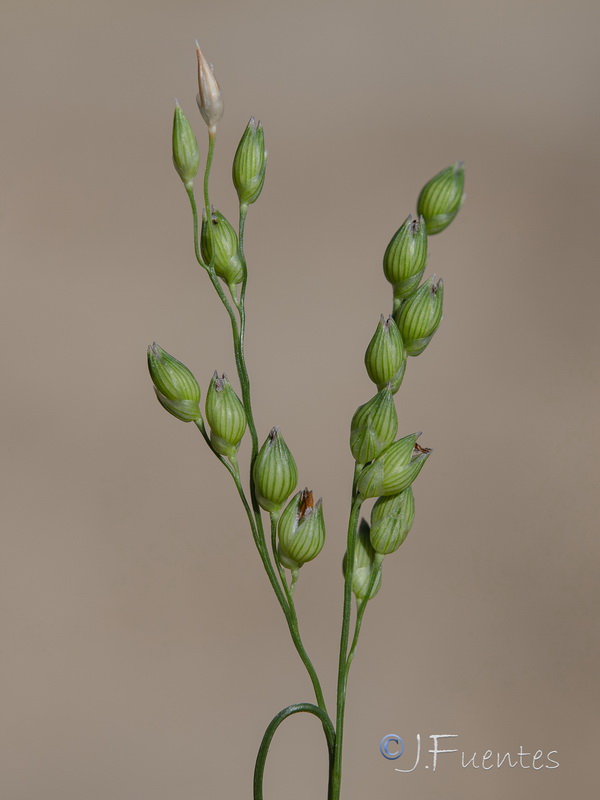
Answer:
[417,162,465,235]
[343,519,382,601]
[253,428,298,513]
[232,117,267,206]
[205,372,247,457]
[369,487,415,555]
[364,315,407,393]
[383,215,428,300]
[200,207,244,285]
[196,42,223,133]
[395,277,444,357]
[147,343,201,422]
[278,488,326,570]
[350,387,398,464]
[172,102,200,188]
[356,433,432,499]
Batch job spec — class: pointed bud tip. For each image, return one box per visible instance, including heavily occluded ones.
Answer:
[195,42,223,131]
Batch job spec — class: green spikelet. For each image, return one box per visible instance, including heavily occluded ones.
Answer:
[253,428,298,513]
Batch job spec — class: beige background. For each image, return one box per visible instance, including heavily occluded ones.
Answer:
[2,0,599,798]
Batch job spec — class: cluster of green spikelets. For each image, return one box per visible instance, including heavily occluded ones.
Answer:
[147,42,465,599]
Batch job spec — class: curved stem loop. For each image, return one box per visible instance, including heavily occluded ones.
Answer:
[253,703,335,800]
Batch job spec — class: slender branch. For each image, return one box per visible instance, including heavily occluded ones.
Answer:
[189,161,327,713]
[269,512,328,713]
[238,202,249,316]
[203,131,215,217]
[346,601,367,672]
[331,487,363,800]
[194,419,289,615]
[194,418,241,480]
[233,202,262,528]
[186,185,277,600]
[346,565,380,671]
[253,703,335,800]
[270,510,289,593]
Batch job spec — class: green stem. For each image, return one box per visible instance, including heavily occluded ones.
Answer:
[392,288,405,318]
[346,601,367,672]
[253,703,335,800]
[186,185,254,478]
[346,563,380,671]
[194,145,263,567]
[270,510,288,592]
[331,487,363,800]
[193,422,289,621]
[188,164,326,713]
[194,419,245,490]
[203,131,215,216]
[232,206,274,648]
[234,203,259,510]
[238,202,249,313]
[269,512,328,713]
[194,420,326,708]
[188,165,267,572]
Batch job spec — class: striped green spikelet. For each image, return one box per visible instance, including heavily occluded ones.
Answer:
[253,428,298,513]
[172,102,200,188]
[395,277,444,357]
[232,117,267,206]
[364,315,407,393]
[350,387,398,464]
[343,519,382,601]
[356,432,431,499]
[147,343,202,423]
[201,208,244,285]
[417,162,465,236]
[383,214,428,300]
[277,489,326,571]
[205,372,247,457]
[369,487,415,555]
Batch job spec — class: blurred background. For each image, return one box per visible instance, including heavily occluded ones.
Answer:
[2,1,599,798]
